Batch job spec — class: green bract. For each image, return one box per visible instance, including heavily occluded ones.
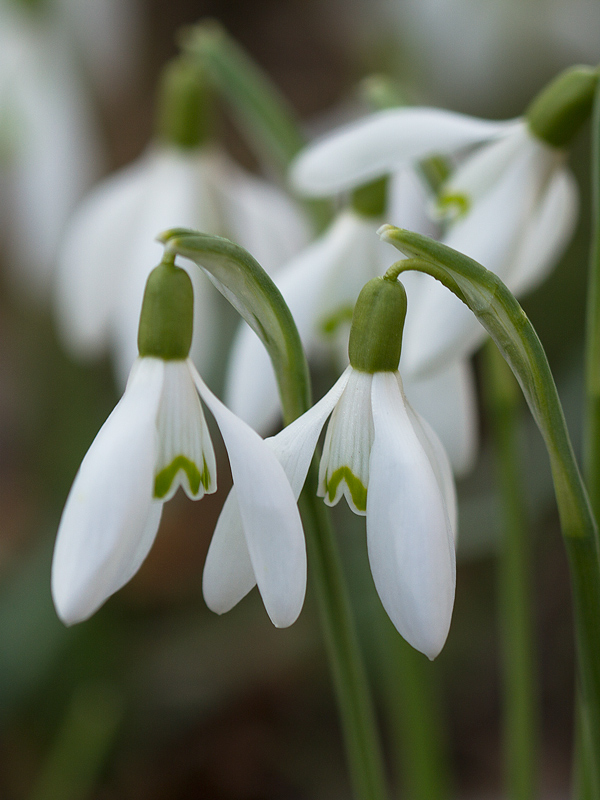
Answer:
[526,64,599,149]
[137,259,194,360]
[349,277,407,373]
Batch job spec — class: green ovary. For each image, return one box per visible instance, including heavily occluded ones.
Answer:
[325,467,367,512]
[154,455,211,499]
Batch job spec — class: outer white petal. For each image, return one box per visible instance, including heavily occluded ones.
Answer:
[3,19,103,298]
[51,358,164,625]
[203,369,350,616]
[55,157,149,359]
[214,152,311,275]
[401,138,547,376]
[225,211,383,433]
[402,358,478,479]
[437,125,527,213]
[367,372,456,660]
[111,147,222,386]
[291,107,520,196]
[192,365,306,628]
[508,165,578,297]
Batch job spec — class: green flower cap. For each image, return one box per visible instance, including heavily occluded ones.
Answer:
[138,257,194,360]
[349,276,407,372]
[526,64,599,148]
[155,56,213,150]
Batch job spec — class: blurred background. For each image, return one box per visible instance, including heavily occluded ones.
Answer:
[0,0,598,798]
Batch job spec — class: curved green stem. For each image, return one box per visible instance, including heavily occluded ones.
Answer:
[161,229,390,800]
[382,226,600,794]
[483,342,538,800]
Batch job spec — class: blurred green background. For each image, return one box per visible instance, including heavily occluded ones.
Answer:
[0,0,598,797]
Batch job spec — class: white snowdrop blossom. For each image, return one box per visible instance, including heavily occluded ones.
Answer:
[291,105,579,376]
[226,167,478,475]
[210,278,457,659]
[0,1,104,297]
[56,144,310,386]
[52,262,306,629]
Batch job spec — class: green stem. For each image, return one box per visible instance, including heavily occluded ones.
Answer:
[380,227,600,795]
[378,619,450,800]
[301,464,390,800]
[483,342,538,800]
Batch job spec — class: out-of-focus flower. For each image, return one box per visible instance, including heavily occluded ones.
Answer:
[226,167,478,475]
[209,277,456,659]
[291,104,579,376]
[52,259,306,628]
[56,58,311,386]
[0,0,104,298]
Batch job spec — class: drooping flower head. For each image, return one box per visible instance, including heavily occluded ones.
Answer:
[52,254,306,628]
[208,274,457,659]
[291,65,597,376]
[55,55,310,386]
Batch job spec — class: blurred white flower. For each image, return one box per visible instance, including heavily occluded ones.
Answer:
[52,354,306,628]
[291,108,578,375]
[210,363,456,659]
[56,144,311,386]
[226,167,478,475]
[0,1,104,298]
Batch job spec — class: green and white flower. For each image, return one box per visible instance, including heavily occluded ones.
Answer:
[225,169,478,476]
[291,70,590,376]
[210,277,457,659]
[52,261,306,629]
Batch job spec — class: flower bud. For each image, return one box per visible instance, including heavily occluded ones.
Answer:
[526,65,598,148]
[349,277,407,372]
[138,260,194,359]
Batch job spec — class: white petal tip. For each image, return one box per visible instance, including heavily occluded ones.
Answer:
[377,223,396,239]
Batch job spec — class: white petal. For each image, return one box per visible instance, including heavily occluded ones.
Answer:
[291,108,520,196]
[202,486,257,614]
[111,147,223,386]
[154,361,217,501]
[401,138,549,376]
[2,19,103,299]
[508,166,578,297]
[51,358,164,624]
[436,125,528,215]
[367,372,456,660]
[403,391,459,540]
[55,158,149,359]
[215,152,311,275]
[202,369,350,615]
[318,370,374,515]
[192,364,306,628]
[402,359,478,479]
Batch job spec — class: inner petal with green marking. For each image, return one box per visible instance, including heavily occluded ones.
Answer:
[435,191,471,220]
[154,360,217,501]
[318,369,374,516]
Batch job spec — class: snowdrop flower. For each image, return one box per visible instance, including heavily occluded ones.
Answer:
[52,256,306,627]
[0,0,103,298]
[210,276,456,659]
[226,167,478,475]
[56,56,310,385]
[291,66,596,376]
